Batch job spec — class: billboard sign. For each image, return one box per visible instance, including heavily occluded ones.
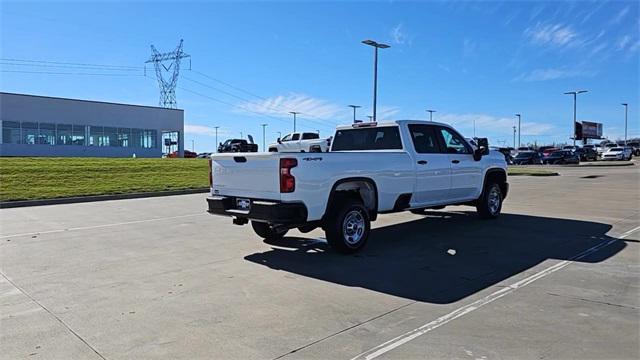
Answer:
[581,121,603,139]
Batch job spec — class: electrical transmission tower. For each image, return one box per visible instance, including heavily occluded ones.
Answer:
[145,39,190,108]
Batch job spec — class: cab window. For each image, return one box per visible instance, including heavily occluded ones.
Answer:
[437,127,472,154]
[302,133,319,140]
[281,134,292,142]
[408,124,441,154]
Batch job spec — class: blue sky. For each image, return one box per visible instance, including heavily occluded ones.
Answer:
[1,0,638,151]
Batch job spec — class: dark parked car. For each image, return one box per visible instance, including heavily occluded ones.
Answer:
[217,139,258,153]
[626,142,640,156]
[574,147,598,161]
[513,151,543,165]
[543,150,580,165]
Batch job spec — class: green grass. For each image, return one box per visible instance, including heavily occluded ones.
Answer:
[507,166,559,176]
[0,157,558,202]
[0,158,209,202]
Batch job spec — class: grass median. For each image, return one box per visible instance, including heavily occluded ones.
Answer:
[0,157,209,202]
[0,157,558,202]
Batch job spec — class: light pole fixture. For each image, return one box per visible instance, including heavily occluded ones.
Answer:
[261,124,268,152]
[348,105,361,124]
[515,114,521,147]
[289,111,300,132]
[214,126,220,152]
[564,90,588,146]
[362,39,390,122]
[621,103,628,145]
[426,109,436,122]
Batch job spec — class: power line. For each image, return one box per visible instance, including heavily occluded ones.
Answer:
[0,62,142,72]
[0,57,142,69]
[0,69,144,77]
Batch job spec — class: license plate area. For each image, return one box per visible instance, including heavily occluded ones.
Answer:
[236,198,251,211]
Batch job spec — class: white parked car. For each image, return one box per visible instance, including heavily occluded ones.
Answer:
[207,120,508,253]
[601,147,633,161]
[268,132,331,153]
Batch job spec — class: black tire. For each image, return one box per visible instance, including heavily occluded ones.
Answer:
[324,197,370,254]
[251,221,288,240]
[476,182,503,219]
[410,209,426,215]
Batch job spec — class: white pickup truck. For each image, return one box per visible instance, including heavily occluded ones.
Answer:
[268,132,331,153]
[207,120,508,253]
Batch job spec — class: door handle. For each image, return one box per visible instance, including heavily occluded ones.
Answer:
[451,160,460,164]
[417,160,428,165]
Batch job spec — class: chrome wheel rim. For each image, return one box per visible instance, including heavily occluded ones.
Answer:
[343,210,365,245]
[488,186,501,215]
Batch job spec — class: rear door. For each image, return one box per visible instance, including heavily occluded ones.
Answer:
[407,124,451,205]
[436,126,483,201]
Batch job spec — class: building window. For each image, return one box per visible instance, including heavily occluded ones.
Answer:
[88,126,103,146]
[104,127,118,147]
[143,129,157,148]
[57,124,72,145]
[131,128,142,148]
[118,128,130,147]
[22,122,38,145]
[72,125,86,146]
[2,121,21,144]
[38,123,56,145]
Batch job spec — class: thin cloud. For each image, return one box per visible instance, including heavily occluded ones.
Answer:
[184,124,227,137]
[513,68,595,82]
[437,113,557,136]
[524,22,580,47]
[390,23,410,45]
[610,6,630,25]
[238,93,344,120]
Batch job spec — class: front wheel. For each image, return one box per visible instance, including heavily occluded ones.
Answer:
[324,198,370,254]
[476,183,503,219]
[251,221,288,240]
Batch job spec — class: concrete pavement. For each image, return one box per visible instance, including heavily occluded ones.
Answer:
[1,165,638,359]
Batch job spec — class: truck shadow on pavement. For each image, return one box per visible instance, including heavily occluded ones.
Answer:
[244,211,626,303]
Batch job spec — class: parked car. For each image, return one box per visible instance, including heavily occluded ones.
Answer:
[574,147,598,162]
[513,151,543,165]
[491,146,514,165]
[196,152,213,158]
[541,147,561,157]
[206,120,508,253]
[218,138,258,153]
[517,146,533,153]
[562,145,579,152]
[601,147,633,161]
[268,132,331,152]
[543,150,580,165]
[183,150,197,158]
[626,142,640,156]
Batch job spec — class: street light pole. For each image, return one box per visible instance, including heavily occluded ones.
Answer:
[289,111,300,132]
[621,103,628,145]
[214,126,219,153]
[426,109,436,122]
[261,124,267,152]
[348,105,361,124]
[513,126,516,148]
[564,90,588,146]
[362,40,390,122]
[515,114,521,147]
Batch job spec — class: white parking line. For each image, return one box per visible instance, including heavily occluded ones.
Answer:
[351,238,618,360]
[0,213,207,239]
[619,225,640,239]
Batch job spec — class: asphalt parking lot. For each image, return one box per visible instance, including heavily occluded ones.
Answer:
[1,165,639,359]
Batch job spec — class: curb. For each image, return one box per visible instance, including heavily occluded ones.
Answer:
[0,188,210,209]
[508,172,560,177]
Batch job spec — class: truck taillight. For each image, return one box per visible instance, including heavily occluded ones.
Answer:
[208,159,213,187]
[280,158,297,193]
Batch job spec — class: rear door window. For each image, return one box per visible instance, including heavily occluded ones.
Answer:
[292,133,300,141]
[408,124,441,153]
[332,126,403,151]
[302,133,319,140]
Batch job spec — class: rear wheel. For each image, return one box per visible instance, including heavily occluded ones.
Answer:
[251,221,288,240]
[476,182,503,219]
[324,197,370,254]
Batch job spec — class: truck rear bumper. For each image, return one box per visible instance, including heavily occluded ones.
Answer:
[207,196,308,224]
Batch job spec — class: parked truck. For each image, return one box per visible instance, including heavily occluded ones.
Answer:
[207,120,508,253]
[268,132,331,153]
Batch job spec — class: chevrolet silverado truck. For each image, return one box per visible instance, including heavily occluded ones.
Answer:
[207,120,508,253]
[268,132,331,153]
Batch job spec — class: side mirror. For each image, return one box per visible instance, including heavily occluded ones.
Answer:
[277,138,282,144]
[474,138,489,161]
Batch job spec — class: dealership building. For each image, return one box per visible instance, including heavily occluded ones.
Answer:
[0,92,184,157]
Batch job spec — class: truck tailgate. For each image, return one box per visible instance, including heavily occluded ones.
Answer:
[211,153,281,200]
